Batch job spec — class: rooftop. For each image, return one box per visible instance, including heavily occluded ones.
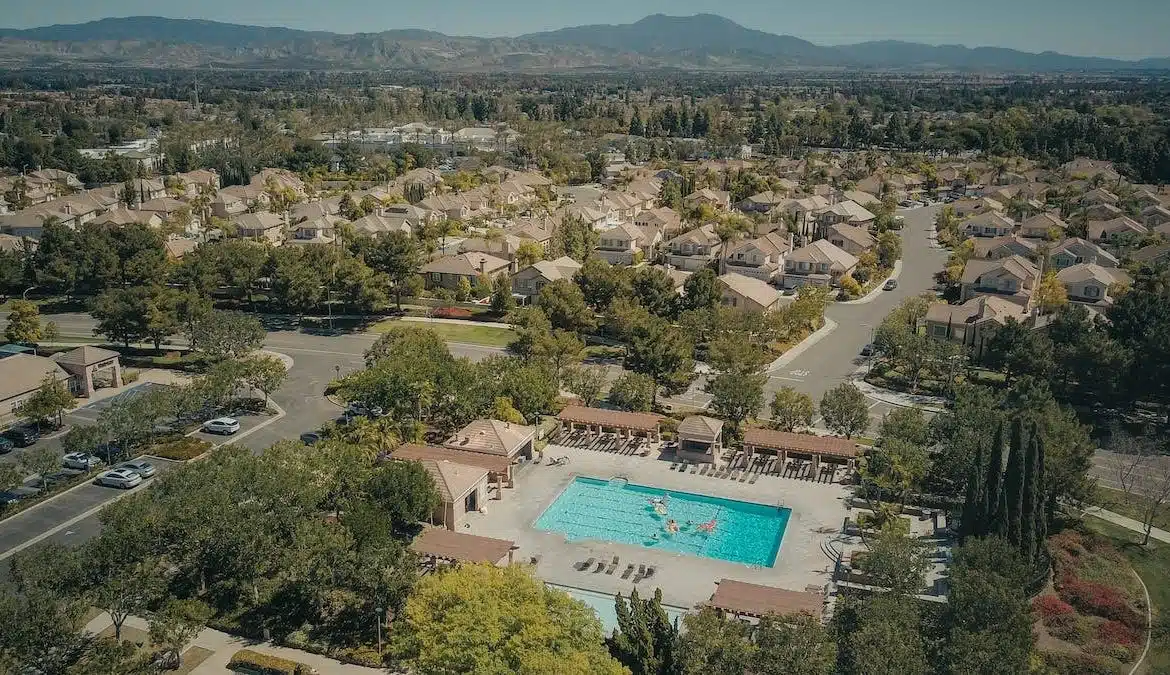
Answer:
[409,528,515,565]
[706,579,823,620]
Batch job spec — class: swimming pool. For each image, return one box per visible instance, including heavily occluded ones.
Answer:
[534,476,790,567]
[549,583,689,633]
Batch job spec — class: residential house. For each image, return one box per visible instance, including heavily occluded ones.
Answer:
[163,237,198,260]
[1062,158,1121,183]
[135,178,167,203]
[419,194,472,221]
[1141,205,1170,228]
[953,197,1004,219]
[972,234,1039,261]
[595,222,659,266]
[511,256,583,300]
[959,255,1039,307]
[1079,188,1119,207]
[635,207,682,237]
[214,184,268,218]
[506,217,556,253]
[654,265,691,294]
[922,295,1032,358]
[0,212,50,239]
[232,212,286,245]
[0,233,29,253]
[290,215,342,244]
[175,169,220,196]
[290,199,341,224]
[559,203,616,230]
[718,273,785,312]
[1088,217,1147,244]
[0,354,73,426]
[1056,264,1132,306]
[421,252,510,292]
[838,190,881,208]
[1131,190,1163,210]
[91,206,163,229]
[249,168,307,199]
[782,239,859,289]
[684,188,731,211]
[1082,203,1124,221]
[771,195,830,232]
[825,223,877,257]
[138,197,195,230]
[351,213,413,238]
[1131,243,1170,266]
[722,231,794,282]
[963,212,1016,238]
[737,190,790,213]
[1049,238,1118,270]
[1018,213,1068,239]
[817,201,877,234]
[459,233,526,267]
[27,169,83,192]
[665,224,722,272]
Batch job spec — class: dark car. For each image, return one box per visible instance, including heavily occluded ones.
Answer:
[883,279,899,291]
[0,436,13,454]
[860,343,875,357]
[299,432,322,446]
[3,426,39,448]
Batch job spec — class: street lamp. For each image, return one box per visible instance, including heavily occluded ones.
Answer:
[375,606,384,654]
[22,286,35,300]
[334,364,341,380]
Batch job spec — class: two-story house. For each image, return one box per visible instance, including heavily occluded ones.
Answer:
[737,190,790,213]
[420,252,511,292]
[1140,205,1170,229]
[963,211,1016,238]
[510,257,582,301]
[1081,202,1124,221]
[1088,216,1148,244]
[684,188,731,211]
[923,295,1032,358]
[419,194,472,221]
[1018,213,1069,240]
[825,223,877,257]
[721,231,794,283]
[1056,264,1132,306]
[781,239,859,289]
[665,224,722,272]
[959,255,1039,307]
[817,201,877,236]
[232,212,286,245]
[1079,188,1119,207]
[1049,238,1118,270]
[635,207,682,238]
[351,213,414,238]
[289,215,343,245]
[953,197,1004,220]
[972,234,1039,261]
[595,222,660,266]
[718,273,785,313]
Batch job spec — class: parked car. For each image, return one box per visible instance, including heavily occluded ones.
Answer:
[899,199,914,207]
[94,468,142,489]
[0,437,13,454]
[883,279,899,291]
[202,417,241,435]
[62,452,103,470]
[117,459,156,479]
[860,343,875,357]
[345,402,384,419]
[299,432,322,446]
[3,426,39,448]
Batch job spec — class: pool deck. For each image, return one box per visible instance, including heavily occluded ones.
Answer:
[462,443,852,612]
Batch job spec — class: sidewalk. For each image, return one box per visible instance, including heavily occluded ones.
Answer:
[766,317,838,373]
[399,315,513,329]
[848,364,948,413]
[1084,506,1170,544]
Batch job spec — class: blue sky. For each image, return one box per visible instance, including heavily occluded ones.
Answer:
[5,0,1169,59]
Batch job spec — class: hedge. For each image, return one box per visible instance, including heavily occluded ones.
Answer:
[149,438,213,461]
[227,649,314,675]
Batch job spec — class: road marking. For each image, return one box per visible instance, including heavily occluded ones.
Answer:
[789,369,810,377]
[769,376,805,382]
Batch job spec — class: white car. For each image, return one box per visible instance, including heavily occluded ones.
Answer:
[62,452,103,470]
[118,459,156,479]
[202,417,241,435]
[94,468,142,489]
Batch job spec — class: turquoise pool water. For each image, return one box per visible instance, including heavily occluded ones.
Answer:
[549,583,689,633]
[534,477,790,567]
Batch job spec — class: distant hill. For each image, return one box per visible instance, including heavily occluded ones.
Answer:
[0,14,1165,72]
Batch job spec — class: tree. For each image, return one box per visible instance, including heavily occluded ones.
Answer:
[370,230,423,311]
[877,407,930,447]
[629,267,677,318]
[676,608,753,675]
[857,528,931,595]
[91,287,150,347]
[365,460,440,533]
[753,613,835,675]
[983,318,1052,382]
[143,286,180,350]
[627,318,696,404]
[819,383,870,438]
[608,372,657,412]
[189,310,265,360]
[608,588,679,675]
[21,445,62,488]
[1110,429,1170,547]
[4,299,41,344]
[0,588,91,674]
[564,365,608,407]
[241,354,287,404]
[83,537,165,642]
[1035,271,1068,314]
[490,272,515,314]
[394,564,625,675]
[707,370,766,432]
[863,437,930,507]
[516,241,544,268]
[835,594,928,675]
[22,375,75,429]
[537,279,596,333]
[875,231,902,268]
[574,257,627,310]
[148,599,212,669]
[553,215,599,263]
[679,268,721,314]
[770,387,815,431]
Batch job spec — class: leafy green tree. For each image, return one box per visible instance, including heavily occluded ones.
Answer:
[82,536,165,642]
[91,287,150,347]
[537,278,596,333]
[856,528,930,595]
[364,460,440,534]
[819,383,870,438]
[0,588,91,674]
[835,594,928,675]
[707,370,766,432]
[394,564,625,675]
[215,240,268,306]
[564,364,609,407]
[877,407,930,447]
[21,445,62,488]
[770,387,815,431]
[189,310,265,360]
[109,223,168,288]
[676,608,753,675]
[753,612,835,675]
[515,241,544,268]
[627,317,695,404]
[552,214,599,263]
[241,354,288,404]
[608,372,657,412]
[629,266,677,318]
[22,375,76,428]
[490,272,516,314]
[270,248,324,314]
[455,276,473,302]
[32,220,79,297]
[574,257,627,310]
[679,268,721,314]
[148,599,212,669]
[4,299,41,343]
[875,231,902,268]
[607,588,679,675]
[983,318,1053,382]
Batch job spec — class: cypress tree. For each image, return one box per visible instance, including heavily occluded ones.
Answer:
[1019,430,1039,566]
[983,422,1005,537]
[1034,426,1048,567]
[1003,418,1026,546]
[960,441,985,541]
[992,479,1010,538]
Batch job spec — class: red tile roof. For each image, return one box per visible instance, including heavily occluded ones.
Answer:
[742,428,859,459]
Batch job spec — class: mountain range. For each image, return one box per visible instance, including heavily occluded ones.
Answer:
[0,14,1166,72]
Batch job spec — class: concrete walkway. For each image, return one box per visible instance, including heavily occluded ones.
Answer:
[1084,506,1170,544]
[848,365,948,412]
[767,317,838,373]
[400,315,513,329]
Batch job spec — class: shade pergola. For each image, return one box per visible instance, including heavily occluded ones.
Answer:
[706,579,823,621]
[410,528,516,565]
[556,405,664,440]
[742,428,859,472]
[392,443,514,494]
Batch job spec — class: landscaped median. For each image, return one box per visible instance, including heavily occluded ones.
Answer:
[369,318,516,347]
[228,648,317,675]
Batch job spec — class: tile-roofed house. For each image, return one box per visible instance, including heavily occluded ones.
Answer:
[163,238,199,260]
[443,419,536,460]
[718,273,785,313]
[506,216,556,252]
[722,231,794,282]
[684,188,731,210]
[665,224,722,272]
[27,168,83,191]
[1062,158,1120,182]
[511,256,583,299]
[0,233,30,253]
[250,168,307,197]
[416,459,489,530]
[595,222,660,266]
[825,223,877,256]
[175,169,220,195]
[1050,238,1118,270]
[677,415,725,466]
[351,213,413,238]
[1081,203,1124,221]
[635,207,682,237]
[418,193,472,221]
[737,190,790,213]
[1079,187,1119,207]
[963,211,1015,238]
[0,354,72,425]
[91,206,163,229]
[232,212,286,245]
[839,190,881,207]
[1088,217,1147,244]
[817,201,876,232]
[1140,205,1170,228]
[953,197,1004,219]
[1056,264,1132,306]
[1018,213,1068,239]
[923,296,1032,357]
[421,252,511,291]
[289,215,343,245]
[459,233,526,266]
[972,234,1039,261]
[1130,243,1170,266]
[1131,189,1163,210]
[959,255,1039,307]
[782,239,859,289]
[0,212,51,239]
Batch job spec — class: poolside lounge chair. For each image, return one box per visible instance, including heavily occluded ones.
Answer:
[643,566,656,580]
[669,462,680,471]
[689,464,698,474]
[606,555,619,574]
[620,564,635,579]
[594,560,606,573]
[748,475,759,485]
[633,564,646,582]
[576,557,596,572]
[699,465,709,476]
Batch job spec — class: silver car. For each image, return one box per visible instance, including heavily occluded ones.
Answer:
[94,468,142,489]
[118,459,156,479]
[202,417,241,435]
[62,452,103,470]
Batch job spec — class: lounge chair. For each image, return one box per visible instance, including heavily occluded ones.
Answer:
[633,564,646,582]
[689,464,698,474]
[594,560,606,573]
[699,465,709,476]
[620,564,635,579]
[605,555,619,574]
[576,557,596,572]
[748,475,759,485]
[643,566,656,580]
[670,462,680,471]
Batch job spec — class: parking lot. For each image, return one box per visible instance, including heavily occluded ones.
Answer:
[0,456,181,560]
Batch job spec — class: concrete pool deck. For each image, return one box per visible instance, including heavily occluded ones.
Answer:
[461,443,852,612]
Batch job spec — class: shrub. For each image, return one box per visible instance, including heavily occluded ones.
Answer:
[227,649,314,675]
[150,438,213,461]
[433,306,473,319]
[1047,614,1093,645]
[1057,575,1145,629]
[1040,650,1117,675]
[1033,595,1076,623]
[1095,620,1142,648]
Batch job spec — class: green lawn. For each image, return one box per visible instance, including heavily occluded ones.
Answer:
[1095,486,1170,531]
[370,319,516,348]
[1084,517,1169,673]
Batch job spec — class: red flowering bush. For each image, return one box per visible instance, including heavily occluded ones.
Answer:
[1096,620,1142,648]
[433,307,473,319]
[1033,595,1076,623]
[1058,576,1145,629]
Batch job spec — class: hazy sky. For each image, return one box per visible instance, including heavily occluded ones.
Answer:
[4,0,1168,60]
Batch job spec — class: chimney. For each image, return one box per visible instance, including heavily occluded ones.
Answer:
[479,258,486,274]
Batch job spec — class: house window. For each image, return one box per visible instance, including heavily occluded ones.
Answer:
[1084,286,1101,298]
[736,253,744,260]
[799,261,810,271]
[932,325,949,337]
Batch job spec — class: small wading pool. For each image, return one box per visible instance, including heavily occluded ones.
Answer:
[534,476,790,567]
[549,583,689,632]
